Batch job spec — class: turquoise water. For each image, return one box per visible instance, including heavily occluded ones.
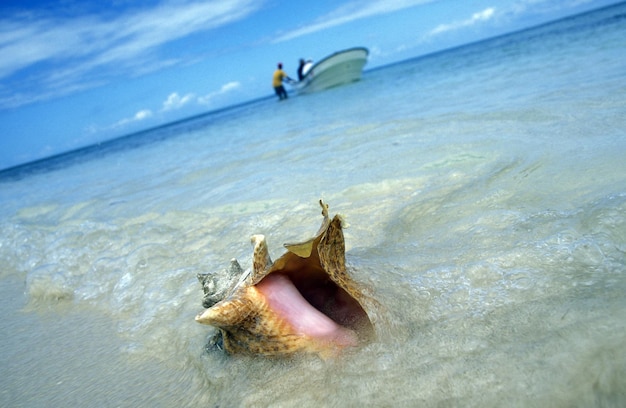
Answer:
[1,4,626,406]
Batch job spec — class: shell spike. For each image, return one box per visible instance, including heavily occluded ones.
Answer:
[195,296,251,326]
[319,199,329,219]
[251,234,272,281]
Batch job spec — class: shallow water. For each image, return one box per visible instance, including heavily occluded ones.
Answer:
[1,4,626,407]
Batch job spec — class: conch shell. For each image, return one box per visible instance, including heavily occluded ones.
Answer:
[195,200,374,358]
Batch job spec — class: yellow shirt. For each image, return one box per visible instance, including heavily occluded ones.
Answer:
[272,69,287,87]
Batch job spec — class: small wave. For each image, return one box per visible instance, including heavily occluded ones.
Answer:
[26,263,74,303]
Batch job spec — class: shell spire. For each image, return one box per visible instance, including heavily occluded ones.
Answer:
[251,234,272,283]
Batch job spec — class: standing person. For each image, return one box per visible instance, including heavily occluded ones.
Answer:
[297,58,306,81]
[272,63,292,100]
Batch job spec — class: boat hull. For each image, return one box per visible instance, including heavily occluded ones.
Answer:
[295,47,368,94]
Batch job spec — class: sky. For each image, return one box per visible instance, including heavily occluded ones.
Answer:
[0,0,621,170]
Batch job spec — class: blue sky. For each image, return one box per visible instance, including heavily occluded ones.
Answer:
[0,0,620,170]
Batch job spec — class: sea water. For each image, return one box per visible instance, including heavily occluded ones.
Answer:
[1,4,625,407]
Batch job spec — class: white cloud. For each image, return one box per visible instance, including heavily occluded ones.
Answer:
[107,81,240,132]
[134,110,153,120]
[0,1,261,79]
[162,92,196,111]
[0,0,262,109]
[198,81,241,105]
[220,82,241,92]
[274,0,436,42]
[428,7,496,36]
[113,109,153,128]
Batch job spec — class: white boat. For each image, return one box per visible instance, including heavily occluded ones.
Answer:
[293,47,368,94]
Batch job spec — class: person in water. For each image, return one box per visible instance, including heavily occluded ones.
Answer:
[272,63,293,100]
